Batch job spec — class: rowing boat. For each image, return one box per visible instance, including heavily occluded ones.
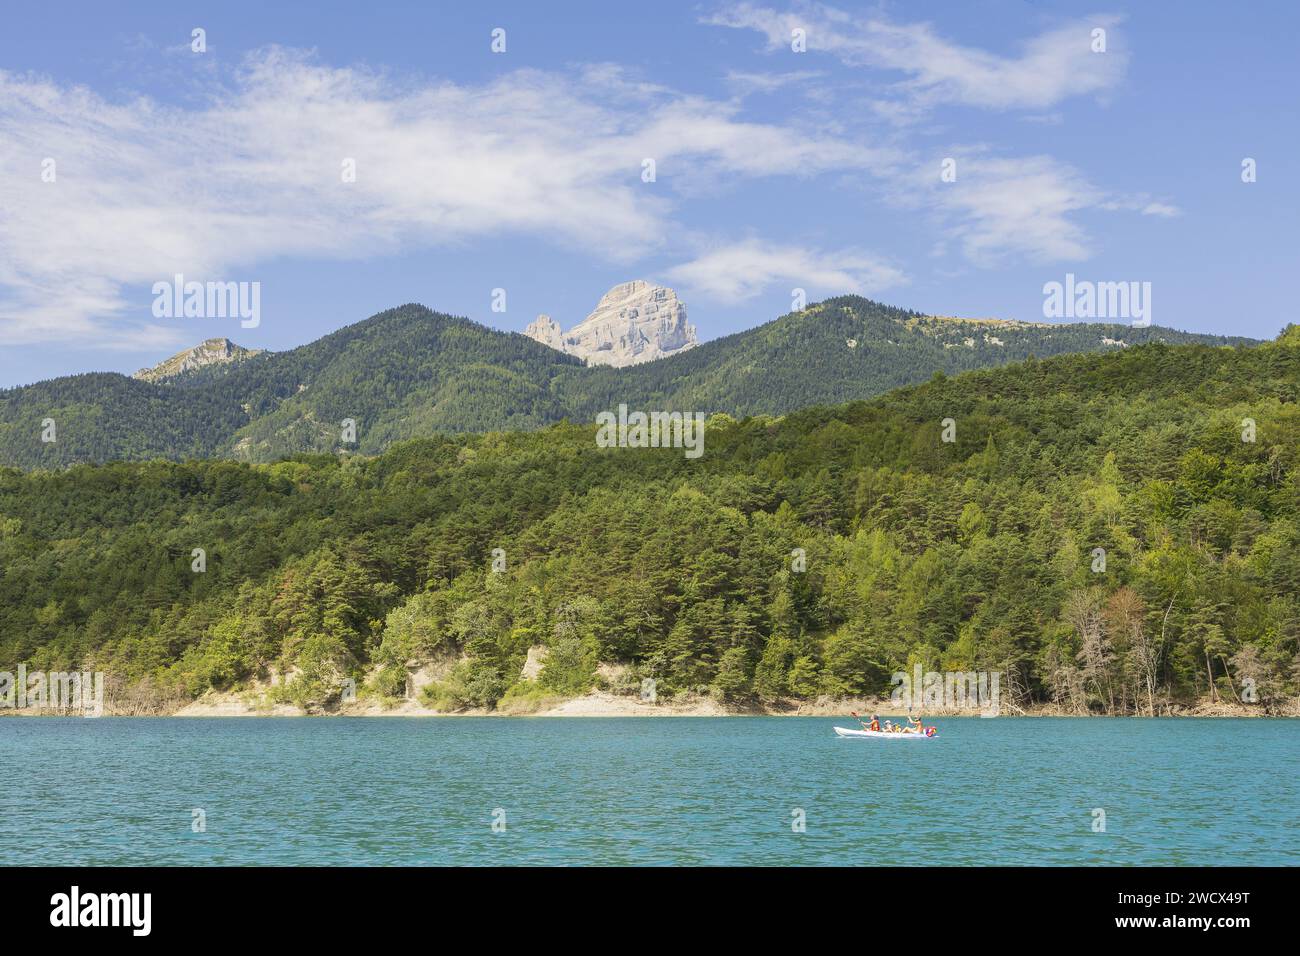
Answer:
[833,726,937,739]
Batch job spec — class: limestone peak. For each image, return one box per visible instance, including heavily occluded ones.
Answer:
[133,337,263,383]
[524,281,697,367]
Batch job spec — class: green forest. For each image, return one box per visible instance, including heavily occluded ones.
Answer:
[0,297,1252,468]
[2,332,1297,715]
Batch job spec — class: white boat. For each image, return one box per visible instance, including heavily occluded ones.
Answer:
[834,726,937,740]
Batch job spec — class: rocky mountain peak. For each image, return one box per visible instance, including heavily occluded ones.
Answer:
[133,337,263,383]
[523,314,565,351]
[523,281,698,367]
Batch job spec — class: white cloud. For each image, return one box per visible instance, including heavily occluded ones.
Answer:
[1099,196,1182,218]
[0,25,1164,350]
[723,69,822,96]
[930,156,1102,264]
[0,50,880,346]
[895,155,1182,267]
[1141,202,1180,218]
[706,3,1127,111]
[701,5,1156,264]
[665,238,906,302]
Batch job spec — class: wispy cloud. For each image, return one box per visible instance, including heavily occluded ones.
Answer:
[0,50,879,346]
[0,13,1160,349]
[723,69,822,96]
[665,238,905,302]
[697,4,1153,269]
[705,3,1127,111]
[909,155,1102,264]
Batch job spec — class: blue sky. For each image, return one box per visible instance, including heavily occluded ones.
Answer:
[0,0,1295,387]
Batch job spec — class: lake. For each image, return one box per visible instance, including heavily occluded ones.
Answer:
[3,716,1297,865]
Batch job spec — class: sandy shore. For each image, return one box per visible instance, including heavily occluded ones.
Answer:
[169,688,737,718]
[167,689,1015,718]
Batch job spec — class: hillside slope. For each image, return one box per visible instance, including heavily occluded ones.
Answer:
[1,334,1296,714]
[0,297,1256,467]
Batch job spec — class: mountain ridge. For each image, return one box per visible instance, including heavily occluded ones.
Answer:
[0,296,1261,468]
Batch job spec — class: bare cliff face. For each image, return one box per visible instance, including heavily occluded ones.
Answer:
[523,280,698,367]
[133,337,263,383]
[523,314,566,351]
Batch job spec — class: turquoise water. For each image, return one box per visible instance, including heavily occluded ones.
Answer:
[2,717,1297,865]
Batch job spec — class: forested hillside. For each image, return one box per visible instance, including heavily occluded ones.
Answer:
[0,297,1253,467]
[2,334,1296,714]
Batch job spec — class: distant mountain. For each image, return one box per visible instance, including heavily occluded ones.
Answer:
[0,296,1259,468]
[133,337,263,383]
[524,280,698,366]
[563,299,1260,422]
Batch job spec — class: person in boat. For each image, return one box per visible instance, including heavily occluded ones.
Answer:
[869,714,881,732]
[907,715,923,734]
[883,719,894,732]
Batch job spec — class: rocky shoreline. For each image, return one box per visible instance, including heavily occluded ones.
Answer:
[4,688,1294,718]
